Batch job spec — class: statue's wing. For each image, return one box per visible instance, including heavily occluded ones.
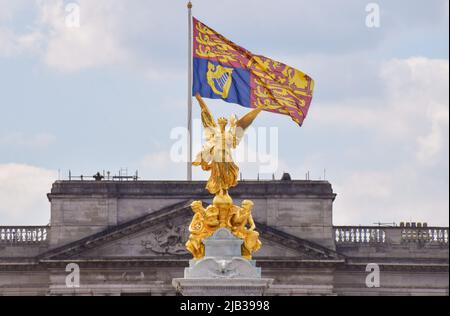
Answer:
[237,107,263,131]
[195,93,217,129]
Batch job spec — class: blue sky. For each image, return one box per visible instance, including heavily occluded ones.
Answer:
[0,0,448,226]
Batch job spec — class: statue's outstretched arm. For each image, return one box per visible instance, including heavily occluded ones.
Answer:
[195,93,217,129]
[237,107,263,131]
[231,107,263,147]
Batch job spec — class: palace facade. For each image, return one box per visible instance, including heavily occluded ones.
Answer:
[0,180,448,296]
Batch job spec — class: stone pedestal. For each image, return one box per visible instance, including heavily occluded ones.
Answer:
[172,228,273,296]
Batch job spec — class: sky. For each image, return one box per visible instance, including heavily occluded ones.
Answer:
[0,0,448,226]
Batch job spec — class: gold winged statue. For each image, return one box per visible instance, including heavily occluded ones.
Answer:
[186,93,262,260]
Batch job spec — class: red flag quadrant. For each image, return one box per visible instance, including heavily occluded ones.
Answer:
[192,17,315,126]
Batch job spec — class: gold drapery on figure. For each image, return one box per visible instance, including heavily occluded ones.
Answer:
[204,162,239,195]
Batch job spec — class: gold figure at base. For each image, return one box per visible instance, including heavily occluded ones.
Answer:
[186,201,219,260]
[229,200,262,260]
[186,94,263,260]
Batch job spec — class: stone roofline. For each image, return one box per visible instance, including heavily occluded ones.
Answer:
[47,180,337,201]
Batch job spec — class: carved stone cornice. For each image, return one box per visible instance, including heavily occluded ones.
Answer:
[338,262,449,273]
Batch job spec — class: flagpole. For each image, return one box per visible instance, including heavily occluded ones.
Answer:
[187,1,193,181]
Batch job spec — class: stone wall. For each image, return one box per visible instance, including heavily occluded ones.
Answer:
[47,180,336,249]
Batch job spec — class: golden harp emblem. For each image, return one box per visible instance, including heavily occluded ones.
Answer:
[207,62,234,99]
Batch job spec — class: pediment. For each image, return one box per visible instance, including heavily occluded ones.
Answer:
[79,218,191,259]
[40,201,342,261]
[77,225,318,260]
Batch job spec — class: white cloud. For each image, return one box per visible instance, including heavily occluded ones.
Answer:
[382,58,449,164]
[0,0,28,23]
[417,103,449,164]
[0,0,42,57]
[312,57,449,161]
[333,165,449,227]
[0,0,131,71]
[0,26,42,57]
[0,164,56,225]
[38,0,130,72]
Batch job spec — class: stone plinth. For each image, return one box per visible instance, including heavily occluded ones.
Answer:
[172,278,273,296]
[172,228,273,296]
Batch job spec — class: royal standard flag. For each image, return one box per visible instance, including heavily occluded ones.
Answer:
[192,18,315,126]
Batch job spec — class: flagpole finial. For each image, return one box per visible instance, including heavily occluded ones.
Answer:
[187,1,193,9]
